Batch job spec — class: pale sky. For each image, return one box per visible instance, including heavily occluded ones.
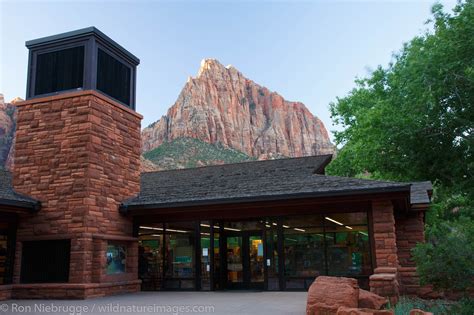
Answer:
[0,0,456,140]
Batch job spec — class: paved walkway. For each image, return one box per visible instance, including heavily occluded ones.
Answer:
[2,291,307,315]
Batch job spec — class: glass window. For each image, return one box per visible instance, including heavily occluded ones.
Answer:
[325,225,372,277]
[35,46,84,96]
[212,225,221,290]
[200,221,212,290]
[138,224,164,290]
[249,235,264,283]
[265,227,279,290]
[281,212,372,290]
[284,227,326,289]
[223,221,263,231]
[97,48,131,106]
[164,222,195,289]
[106,243,126,274]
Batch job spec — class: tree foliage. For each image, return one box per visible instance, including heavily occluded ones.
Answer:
[327,1,473,189]
[327,1,474,294]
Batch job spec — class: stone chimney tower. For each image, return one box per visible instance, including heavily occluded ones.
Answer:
[12,27,142,298]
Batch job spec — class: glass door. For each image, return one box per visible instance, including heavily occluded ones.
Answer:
[224,232,264,290]
[248,235,264,289]
[226,236,244,288]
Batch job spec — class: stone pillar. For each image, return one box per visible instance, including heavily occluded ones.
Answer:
[395,211,425,296]
[11,91,142,299]
[370,200,400,305]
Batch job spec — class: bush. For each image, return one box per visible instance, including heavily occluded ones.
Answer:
[392,297,451,315]
[412,219,474,293]
[392,296,474,315]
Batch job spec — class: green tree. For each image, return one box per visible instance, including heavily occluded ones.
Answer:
[328,1,474,189]
[327,1,474,294]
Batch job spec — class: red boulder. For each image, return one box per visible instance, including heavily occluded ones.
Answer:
[358,289,388,309]
[306,276,360,315]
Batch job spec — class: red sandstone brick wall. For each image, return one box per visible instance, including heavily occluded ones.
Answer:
[395,212,425,296]
[370,200,400,304]
[372,201,399,269]
[11,91,142,297]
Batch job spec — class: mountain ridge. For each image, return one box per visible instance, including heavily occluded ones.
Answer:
[142,58,334,161]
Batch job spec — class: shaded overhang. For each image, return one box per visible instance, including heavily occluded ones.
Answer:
[120,185,411,220]
[0,198,41,214]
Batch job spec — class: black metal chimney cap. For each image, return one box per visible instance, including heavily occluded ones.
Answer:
[25,27,140,109]
[25,26,140,65]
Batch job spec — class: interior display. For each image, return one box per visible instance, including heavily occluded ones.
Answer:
[282,213,371,289]
[137,214,372,291]
[139,231,164,290]
[106,243,126,274]
[226,236,243,283]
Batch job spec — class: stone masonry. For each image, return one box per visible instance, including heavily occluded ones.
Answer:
[370,200,400,305]
[395,211,425,296]
[11,90,142,299]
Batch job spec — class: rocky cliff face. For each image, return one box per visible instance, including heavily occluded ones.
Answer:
[0,94,19,170]
[142,59,334,160]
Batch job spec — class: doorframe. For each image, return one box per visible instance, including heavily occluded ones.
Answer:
[222,229,264,290]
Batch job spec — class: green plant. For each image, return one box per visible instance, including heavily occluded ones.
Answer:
[142,137,255,170]
[449,298,474,315]
[327,0,474,297]
[412,218,474,293]
[393,297,452,315]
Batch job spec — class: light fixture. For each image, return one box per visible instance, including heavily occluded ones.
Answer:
[345,225,353,230]
[140,226,163,231]
[166,228,188,233]
[294,228,306,232]
[325,217,344,226]
[282,225,290,229]
[272,222,277,226]
[265,224,271,228]
[359,231,368,236]
[223,227,241,232]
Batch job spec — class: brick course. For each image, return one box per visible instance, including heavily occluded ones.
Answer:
[370,201,400,304]
[395,212,425,296]
[11,91,142,299]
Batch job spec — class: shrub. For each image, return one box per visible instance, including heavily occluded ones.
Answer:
[412,218,474,293]
[392,297,452,315]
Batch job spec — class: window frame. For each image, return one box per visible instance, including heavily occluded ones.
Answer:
[95,44,134,108]
[27,40,90,100]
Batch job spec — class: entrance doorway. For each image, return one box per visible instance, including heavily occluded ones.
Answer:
[224,231,264,290]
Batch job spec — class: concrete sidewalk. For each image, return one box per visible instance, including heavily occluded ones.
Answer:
[2,291,307,315]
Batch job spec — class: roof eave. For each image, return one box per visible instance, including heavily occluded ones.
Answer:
[120,184,410,214]
[0,198,41,213]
